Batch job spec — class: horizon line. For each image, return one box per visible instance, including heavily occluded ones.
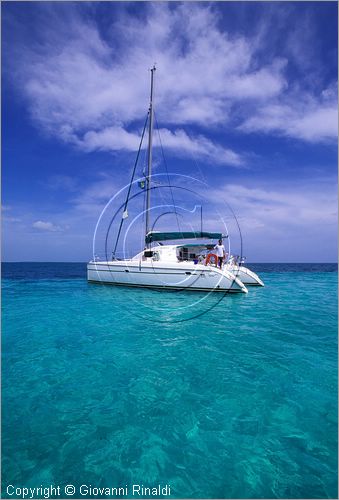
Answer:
[2,261,338,265]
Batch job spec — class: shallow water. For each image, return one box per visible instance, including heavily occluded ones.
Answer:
[2,263,338,498]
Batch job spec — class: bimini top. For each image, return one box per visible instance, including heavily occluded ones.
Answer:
[145,231,223,244]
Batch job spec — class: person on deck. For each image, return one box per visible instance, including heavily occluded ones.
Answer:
[214,239,226,269]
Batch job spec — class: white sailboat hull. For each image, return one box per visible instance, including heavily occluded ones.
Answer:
[226,265,264,286]
[87,261,248,293]
[86,70,264,296]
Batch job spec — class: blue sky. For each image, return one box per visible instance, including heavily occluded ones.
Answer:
[2,1,338,262]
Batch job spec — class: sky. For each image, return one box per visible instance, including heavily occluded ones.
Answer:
[2,1,338,262]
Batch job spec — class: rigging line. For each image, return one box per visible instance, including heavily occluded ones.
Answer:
[112,111,149,259]
[154,111,181,232]
[142,143,148,175]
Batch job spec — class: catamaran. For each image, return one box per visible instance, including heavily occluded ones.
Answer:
[87,67,263,292]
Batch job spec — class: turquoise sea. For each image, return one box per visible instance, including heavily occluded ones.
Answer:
[2,263,338,499]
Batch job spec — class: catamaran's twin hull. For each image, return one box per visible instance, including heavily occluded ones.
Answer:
[87,261,248,293]
[226,265,264,286]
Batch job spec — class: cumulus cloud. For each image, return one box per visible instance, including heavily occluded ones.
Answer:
[239,87,338,142]
[2,0,337,187]
[156,128,244,166]
[204,180,338,234]
[6,2,334,165]
[32,220,63,232]
[74,125,244,166]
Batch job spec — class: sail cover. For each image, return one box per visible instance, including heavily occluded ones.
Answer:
[145,231,223,244]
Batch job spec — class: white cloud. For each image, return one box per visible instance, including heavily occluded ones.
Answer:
[69,125,244,166]
[204,180,338,233]
[78,127,141,153]
[8,1,328,163]
[239,91,338,142]
[156,128,244,166]
[4,171,337,262]
[289,106,337,142]
[3,216,21,223]
[225,59,288,100]
[32,220,63,232]
[2,0,336,256]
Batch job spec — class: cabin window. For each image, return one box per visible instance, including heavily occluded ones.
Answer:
[144,250,154,258]
[182,248,188,259]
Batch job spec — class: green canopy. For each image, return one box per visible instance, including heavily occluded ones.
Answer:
[145,231,223,244]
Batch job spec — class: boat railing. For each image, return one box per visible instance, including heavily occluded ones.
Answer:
[92,251,134,262]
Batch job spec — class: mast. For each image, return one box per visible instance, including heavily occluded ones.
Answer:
[145,65,156,245]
